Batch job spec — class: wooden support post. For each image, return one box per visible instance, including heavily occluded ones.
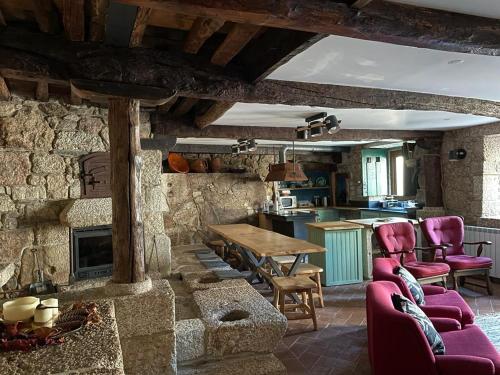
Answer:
[0,75,10,100]
[89,0,109,42]
[108,98,146,284]
[63,0,85,41]
[129,7,152,47]
[35,80,49,101]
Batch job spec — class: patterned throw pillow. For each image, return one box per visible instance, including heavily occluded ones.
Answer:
[395,266,425,305]
[392,293,445,355]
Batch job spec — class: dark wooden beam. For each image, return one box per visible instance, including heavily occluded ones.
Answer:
[211,23,261,66]
[0,75,10,100]
[35,80,49,101]
[115,0,500,56]
[195,101,234,128]
[157,95,178,112]
[63,0,85,41]
[151,114,443,141]
[172,97,199,116]
[183,17,225,54]
[0,8,5,27]
[33,0,60,33]
[129,6,152,47]
[89,0,109,42]
[106,1,139,46]
[109,97,146,284]
[235,29,325,82]
[1,28,500,118]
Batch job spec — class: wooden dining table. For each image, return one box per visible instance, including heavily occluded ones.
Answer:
[208,224,326,280]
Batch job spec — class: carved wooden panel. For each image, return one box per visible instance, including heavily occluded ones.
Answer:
[80,152,111,198]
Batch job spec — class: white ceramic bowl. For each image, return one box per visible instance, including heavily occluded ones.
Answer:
[2,297,40,322]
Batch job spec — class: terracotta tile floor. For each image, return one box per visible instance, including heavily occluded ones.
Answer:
[255,280,500,375]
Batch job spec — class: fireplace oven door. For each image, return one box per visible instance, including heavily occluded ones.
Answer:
[72,226,113,281]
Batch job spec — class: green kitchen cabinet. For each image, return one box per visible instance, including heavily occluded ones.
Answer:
[306,222,363,286]
[317,209,340,222]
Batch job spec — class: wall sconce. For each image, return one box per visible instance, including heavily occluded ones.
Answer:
[448,148,467,161]
[309,121,323,137]
[296,126,309,140]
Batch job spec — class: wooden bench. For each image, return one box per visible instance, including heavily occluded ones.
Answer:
[272,275,318,331]
[207,240,227,258]
[282,263,325,308]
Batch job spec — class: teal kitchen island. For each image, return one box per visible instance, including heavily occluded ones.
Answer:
[306,221,364,286]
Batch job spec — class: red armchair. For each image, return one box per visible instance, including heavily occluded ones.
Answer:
[373,221,450,285]
[367,281,500,375]
[372,257,474,325]
[420,216,493,294]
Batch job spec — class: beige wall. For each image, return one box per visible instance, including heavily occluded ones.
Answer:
[441,122,500,227]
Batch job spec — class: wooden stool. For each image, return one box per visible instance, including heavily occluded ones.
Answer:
[282,263,325,308]
[272,255,298,274]
[208,240,227,259]
[272,276,318,331]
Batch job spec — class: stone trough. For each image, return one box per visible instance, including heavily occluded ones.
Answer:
[171,244,287,375]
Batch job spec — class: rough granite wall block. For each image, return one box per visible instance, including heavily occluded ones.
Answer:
[0,151,31,186]
[176,319,206,363]
[60,197,113,227]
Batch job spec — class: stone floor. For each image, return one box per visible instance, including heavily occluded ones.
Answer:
[255,280,500,375]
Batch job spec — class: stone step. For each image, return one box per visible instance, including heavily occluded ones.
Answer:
[0,263,15,289]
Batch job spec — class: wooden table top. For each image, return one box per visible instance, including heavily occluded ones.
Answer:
[208,224,326,257]
[306,221,364,231]
[345,218,419,229]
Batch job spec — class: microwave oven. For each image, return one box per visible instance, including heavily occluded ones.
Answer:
[279,195,297,209]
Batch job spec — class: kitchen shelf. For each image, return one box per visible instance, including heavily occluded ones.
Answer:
[278,186,330,191]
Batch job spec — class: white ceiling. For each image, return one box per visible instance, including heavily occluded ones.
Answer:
[214,103,498,131]
[267,35,500,101]
[390,0,500,19]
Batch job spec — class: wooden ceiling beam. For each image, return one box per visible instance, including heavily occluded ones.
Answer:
[183,17,225,54]
[211,23,261,66]
[114,0,500,56]
[151,114,443,142]
[1,28,500,118]
[63,0,85,41]
[89,0,109,42]
[194,101,234,129]
[0,75,10,100]
[129,6,152,47]
[171,97,199,116]
[33,0,60,33]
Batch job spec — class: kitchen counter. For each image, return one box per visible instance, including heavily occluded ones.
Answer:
[306,221,363,231]
[264,210,317,221]
[263,210,317,240]
[345,217,418,228]
[360,207,415,214]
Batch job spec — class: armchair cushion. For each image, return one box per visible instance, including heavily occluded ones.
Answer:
[395,266,425,305]
[405,261,450,279]
[440,325,500,374]
[392,293,445,355]
[439,255,493,270]
[422,285,447,295]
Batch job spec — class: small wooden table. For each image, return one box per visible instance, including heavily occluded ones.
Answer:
[208,224,326,281]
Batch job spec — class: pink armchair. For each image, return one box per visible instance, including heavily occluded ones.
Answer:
[367,281,500,375]
[373,221,450,285]
[372,257,474,325]
[420,216,493,294]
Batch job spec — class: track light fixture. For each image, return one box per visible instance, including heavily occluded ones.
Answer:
[297,113,342,139]
[231,139,257,155]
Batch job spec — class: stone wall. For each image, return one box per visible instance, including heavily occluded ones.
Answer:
[0,96,170,290]
[441,122,500,227]
[336,145,364,201]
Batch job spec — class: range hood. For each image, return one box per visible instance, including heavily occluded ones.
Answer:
[265,146,308,182]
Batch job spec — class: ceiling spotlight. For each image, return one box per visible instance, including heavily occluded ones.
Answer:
[248,139,257,152]
[231,144,240,155]
[309,120,323,137]
[296,126,309,140]
[324,115,341,134]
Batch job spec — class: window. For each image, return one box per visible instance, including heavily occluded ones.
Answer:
[390,150,405,196]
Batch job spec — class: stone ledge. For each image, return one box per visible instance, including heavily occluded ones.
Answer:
[478,217,500,229]
[59,197,112,228]
[175,319,206,363]
[0,301,124,375]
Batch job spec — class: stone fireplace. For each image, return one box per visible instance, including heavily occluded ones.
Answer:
[0,96,171,291]
[71,225,113,281]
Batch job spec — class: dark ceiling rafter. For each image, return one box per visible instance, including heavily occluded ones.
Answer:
[115,0,500,56]
[62,0,85,41]
[0,28,499,119]
[150,113,444,142]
